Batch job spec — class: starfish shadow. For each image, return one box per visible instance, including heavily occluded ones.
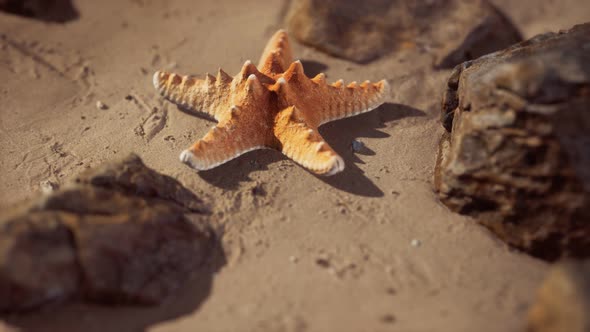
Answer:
[198,149,285,189]
[197,103,425,198]
[176,105,216,121]
[1,232,226,332]
[317,103,426,197]
[300,60,328,77]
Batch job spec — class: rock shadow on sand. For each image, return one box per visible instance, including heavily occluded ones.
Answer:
[198,103,425,198]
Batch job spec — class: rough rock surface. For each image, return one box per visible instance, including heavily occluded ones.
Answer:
[285,0,522,66]
[0,154,214,312]
[527,260,590,332]
[435,23,590,260]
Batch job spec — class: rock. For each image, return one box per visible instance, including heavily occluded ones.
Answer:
[285,0,522,66]
[434,23,590,260]
[527,260,590,332]
[71,153,208,213]
[0,0,78,22]
[39,180,59,194]
[351,139,365,152]
[95,100,108,110]
[0,154,214,312]
[0,213,80,312]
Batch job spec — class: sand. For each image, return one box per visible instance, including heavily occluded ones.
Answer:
[1,0,589,331]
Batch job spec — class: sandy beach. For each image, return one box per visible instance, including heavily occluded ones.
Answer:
[1,0,589,331]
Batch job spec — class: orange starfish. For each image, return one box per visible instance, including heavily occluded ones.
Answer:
[153,30,389,176]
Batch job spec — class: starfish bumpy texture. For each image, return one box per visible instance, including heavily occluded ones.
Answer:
[153,30,389,176]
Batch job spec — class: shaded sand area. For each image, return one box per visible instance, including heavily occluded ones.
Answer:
[1,0,589,331]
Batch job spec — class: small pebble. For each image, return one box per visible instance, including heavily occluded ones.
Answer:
[39,180,58,194]
[289,256,298,263]
[380,314,396,323]
[410,239,422,247]
[315,258,330,268]
[96,101,108,110]
[351,139,365,152]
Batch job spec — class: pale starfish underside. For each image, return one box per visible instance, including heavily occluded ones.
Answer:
[153,30,389,175]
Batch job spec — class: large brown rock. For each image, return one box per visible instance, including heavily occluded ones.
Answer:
[435,23,590,260]
[527,260,590,332]
[285,0,522,66]
[0,154,214,312]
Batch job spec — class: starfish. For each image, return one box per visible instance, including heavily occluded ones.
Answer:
[153,30,389,176]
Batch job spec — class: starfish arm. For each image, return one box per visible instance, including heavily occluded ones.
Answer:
[180,106,268,170]
[274,106,344,176]
[258,29,294,76]
[153,69,232,121]
[274,61,390,125]
[313,77,390,125]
